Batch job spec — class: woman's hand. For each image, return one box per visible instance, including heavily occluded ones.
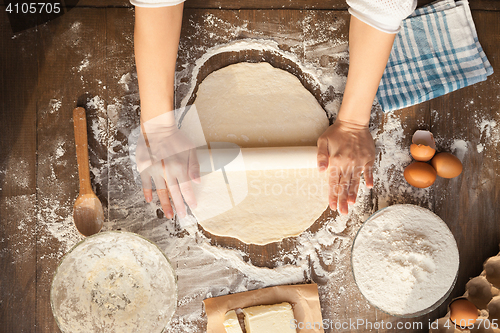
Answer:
[136,112,200,219]
[317,120,375,215]
[315,16,397,215]
[134,4,188,218]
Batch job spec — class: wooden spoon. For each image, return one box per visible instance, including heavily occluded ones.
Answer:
[72,107,104,236]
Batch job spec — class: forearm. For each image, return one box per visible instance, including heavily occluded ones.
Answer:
[337,16,396,126]
[134,4,184,124]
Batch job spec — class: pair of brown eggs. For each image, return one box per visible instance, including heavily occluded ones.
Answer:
[404,131,463,188]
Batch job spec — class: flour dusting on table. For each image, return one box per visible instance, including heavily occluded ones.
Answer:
[21,10,499,333]
[36,15,432,333]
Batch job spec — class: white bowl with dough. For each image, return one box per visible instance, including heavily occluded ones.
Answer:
[351,204,459,317]
[50,231,177,333]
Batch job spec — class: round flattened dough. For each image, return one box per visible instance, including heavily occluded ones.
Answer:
[51,232,177,333]
[190,62,329,245]
[194,62,329,147]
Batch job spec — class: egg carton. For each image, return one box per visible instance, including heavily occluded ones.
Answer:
[430,252,500,333]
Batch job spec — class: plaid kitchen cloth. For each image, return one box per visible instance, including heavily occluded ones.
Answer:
[376,0,494,112]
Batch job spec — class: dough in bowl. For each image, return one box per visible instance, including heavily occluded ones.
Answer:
[51,231,177,333]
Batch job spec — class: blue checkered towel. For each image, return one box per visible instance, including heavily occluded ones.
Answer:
[376,0,494,113]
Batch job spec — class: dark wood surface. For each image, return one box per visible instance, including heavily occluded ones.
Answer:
[0,10,38,333]
[430,9,500,307]
[0,2,499,333]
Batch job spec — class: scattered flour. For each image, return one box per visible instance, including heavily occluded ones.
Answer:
[477,118,500,157]
[55,144,65,159]
[118,72,134,91]
[371,111,431,210]
[77,58,90,72]
[87,96,109,147]
[48,99,62,114]
[87,95,105,113]
[1,156,32,192]
[37,196,84,257]
[450,139,469,161]
[0,195,36,264]
[71,21,81,33]
[324,99,340,119]
[479,119,498,140]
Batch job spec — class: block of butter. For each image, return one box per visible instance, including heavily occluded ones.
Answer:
[242,302,296,333]
[223,310,243,333]
[206,284,323,333]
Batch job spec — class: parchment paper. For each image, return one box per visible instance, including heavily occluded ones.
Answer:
[203,284,324,333]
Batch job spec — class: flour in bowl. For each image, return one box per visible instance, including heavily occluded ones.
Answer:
[351,204,459,316]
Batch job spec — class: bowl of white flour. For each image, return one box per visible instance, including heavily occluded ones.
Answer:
[351,204,459,317]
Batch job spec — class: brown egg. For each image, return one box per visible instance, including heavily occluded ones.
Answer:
[411,143,436,161]
[450,298,478,327]
[484,256,500,288]
[466,276,493,309]
[431,152,463,178]
[487,296,500,322]
[404,162,437,188]
[411,130,437,161]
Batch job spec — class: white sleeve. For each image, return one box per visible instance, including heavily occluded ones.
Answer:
[130,0,184,7]
[347,0,417,34]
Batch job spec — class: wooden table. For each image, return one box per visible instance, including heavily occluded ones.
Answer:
[1,1,499,332]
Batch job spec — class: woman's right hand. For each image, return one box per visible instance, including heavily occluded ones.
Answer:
[317,119,375,215]
[314,15,397,214]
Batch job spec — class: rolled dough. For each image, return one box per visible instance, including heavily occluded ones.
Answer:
[183,62,329,245]
[193,62,328,148]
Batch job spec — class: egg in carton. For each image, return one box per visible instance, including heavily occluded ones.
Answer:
[430,250,500,333]
[430,300,497,332]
